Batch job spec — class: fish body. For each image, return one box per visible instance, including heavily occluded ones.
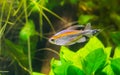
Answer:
[49,23,99,45]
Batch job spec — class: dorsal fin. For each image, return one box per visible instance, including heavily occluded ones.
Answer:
[66,25,84,30]
[84,23,91,30]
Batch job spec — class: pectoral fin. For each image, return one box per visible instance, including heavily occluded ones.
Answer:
[77,37,87,43]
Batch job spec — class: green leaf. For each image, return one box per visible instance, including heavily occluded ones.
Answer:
[50,59,70,75]
[104,47,112,59]
[28,1,40,13]
[67,65,85,75]
[111,58,120,74]
[49,69,55,75]
[78,15,96,24]
[77,36,104,58]
[60,46,83,69]
[19,19,36,41]
[113,47,120,58]
[33,72,45,75]
[50,59,84,75]
[60,46,75,62]
[101,65,114,75]
[60,37,105,71]
[52,37,107,75]
[82,48,107,75]
[95,64,115,75]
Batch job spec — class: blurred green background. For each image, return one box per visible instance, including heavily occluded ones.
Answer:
[0,0,120,75]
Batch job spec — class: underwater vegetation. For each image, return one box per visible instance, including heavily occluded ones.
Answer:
[0,0,120,75]
[50,36,120,75]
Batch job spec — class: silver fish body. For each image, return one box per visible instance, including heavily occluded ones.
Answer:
[49,23,100,46]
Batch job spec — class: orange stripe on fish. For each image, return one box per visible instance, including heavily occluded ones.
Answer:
[52,30,81,39]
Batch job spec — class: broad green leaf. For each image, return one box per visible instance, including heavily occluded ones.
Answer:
[33,72,45,75]
[60,46,75,62]
[113,47,120,58]
[19,19,38,56]
[50,59,84,75]
[95,64,115,75]
[60,37,105,70]
[51,59,62,67]
[101,65,114,75]
[19,19,36,41]
[82,48,106,75]
[67,65,85,75]
[77,36,104,58]
[111,58,120,75]
[49,69,55,75]
[51,59,70,75]
[104,47,112,59]
[60,46,83,69]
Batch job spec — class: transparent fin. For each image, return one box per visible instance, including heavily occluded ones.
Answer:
[66,25,84,30]
[77,37,87,43]
[84,23,91,30]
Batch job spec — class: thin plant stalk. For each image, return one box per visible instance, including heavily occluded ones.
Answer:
[27,37,33,75]
[39,7,43,40]
[0,0,13,54]
[24,0,28,22]
[0,0,6,54]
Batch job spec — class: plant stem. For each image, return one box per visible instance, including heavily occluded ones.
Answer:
[27,37,33,75]
[0,0,6,55]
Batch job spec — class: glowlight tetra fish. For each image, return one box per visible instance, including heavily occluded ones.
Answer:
[49,23,100,46]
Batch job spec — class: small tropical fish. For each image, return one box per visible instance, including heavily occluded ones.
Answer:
[49,23,100,45]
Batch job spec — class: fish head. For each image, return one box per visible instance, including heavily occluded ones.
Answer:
[92,29,101,34]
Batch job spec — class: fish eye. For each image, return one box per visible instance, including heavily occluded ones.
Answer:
[50,38,55,42]
[93,29,99,34]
